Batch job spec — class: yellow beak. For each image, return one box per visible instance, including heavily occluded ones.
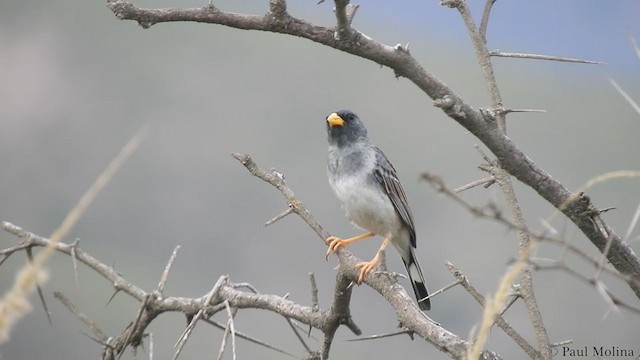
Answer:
[327,113,345,127]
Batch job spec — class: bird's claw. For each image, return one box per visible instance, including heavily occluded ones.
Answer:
[354,260,378,284]
[325,236,347,260]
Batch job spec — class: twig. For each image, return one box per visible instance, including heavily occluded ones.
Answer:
[594,234,615,280]
[502,108,547,114]
[624,202,640,242]
[466,242,532,359]
[608,78,640,116]
[118,294,151,359]
[174,276,226,360]
[425,173,640,288]
[629,32,640,61]
[203,318,301,359]
[54,291,109,343]
[533,261,640,315]
[285,316,313,354]
[550,339,573,347]
[489,163,550,358]
[333,0,352,40]
[446,262,541,359]
[346,329,414,342]
[489,51,604,64]
[157,246,181,294]
[231,153,330,242]
[149,332,154,360]
[217,301,237,360]
[309,273,320,311]
[0,242,31,266]
[70,240,80,287]
[264,206,294,227]
[478,0,496,43]
[454,176,495,193]
[420,279,462,303]
[25,247,52,325]
[443,0,506,131]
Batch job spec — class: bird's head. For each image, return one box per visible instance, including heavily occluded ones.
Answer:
[326,110,369,148]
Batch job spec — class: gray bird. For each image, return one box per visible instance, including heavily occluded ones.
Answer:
[325,109,431,311]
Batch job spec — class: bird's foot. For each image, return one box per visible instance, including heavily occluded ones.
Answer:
[354,254,382,284]
[325,232,375,260]
[325,236,347,259]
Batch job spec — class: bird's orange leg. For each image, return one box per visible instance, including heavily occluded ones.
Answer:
[325,232,375,259]
[354,238,390,284]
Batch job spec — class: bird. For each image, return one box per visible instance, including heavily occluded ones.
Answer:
[324,109,431,311]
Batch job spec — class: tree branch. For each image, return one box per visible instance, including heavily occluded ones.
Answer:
[106,1,640,300]
[230,153,500,359]
[489,51,604,64]
[443,1,551,356]
[446,263,542,359]
[0,222,362,359]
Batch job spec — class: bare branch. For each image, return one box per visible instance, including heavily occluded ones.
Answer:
[231,153,500,359]
[118,294,151,359]
[442,0,506,130]
[422,279,463,303]
[157,246,181,294]
[70,240,80,287]
[466,242,532,359]
[220,301,237,360]
[174,277,226,359]
[202,318,300,359]
[309,273,320,311]
[454,176,495,193]
[263,206,294,227]
[486,163,551,357]
[533,261,640,315]
[479,0,496,43]
[629,32,640,61]
[25,247,52,325]
[105,0,640,301]
[502,108,547,114]
[346,329,414,342]
[624,203,640,242]
[489,51,604,64]
[284,316,313,355]
[54,292,109,343]
[446,263,541,359]
[4,222,392,360]
[422,173,640,289]
[0,242,32,265]
[333,0,351,40]
[608,78,640,116]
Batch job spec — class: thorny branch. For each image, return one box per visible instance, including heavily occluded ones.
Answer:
[422,172,640,313]
[232,153,499,359]
[1,220,368,360]
[1,152,504,360]
[105,0,640,304]
[3,1,637,359]
[445,263,542,359]
[443,0,551,356]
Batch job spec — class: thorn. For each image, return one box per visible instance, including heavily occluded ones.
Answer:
[106,289,121,307]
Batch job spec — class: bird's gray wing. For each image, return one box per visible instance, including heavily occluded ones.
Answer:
[372,147,417,248]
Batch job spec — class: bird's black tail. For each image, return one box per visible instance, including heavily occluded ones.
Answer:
[402,249,431,310]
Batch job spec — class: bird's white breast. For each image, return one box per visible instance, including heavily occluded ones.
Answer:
[329,164,401,238]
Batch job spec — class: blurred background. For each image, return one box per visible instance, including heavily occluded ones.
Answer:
[1,0,640,359]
